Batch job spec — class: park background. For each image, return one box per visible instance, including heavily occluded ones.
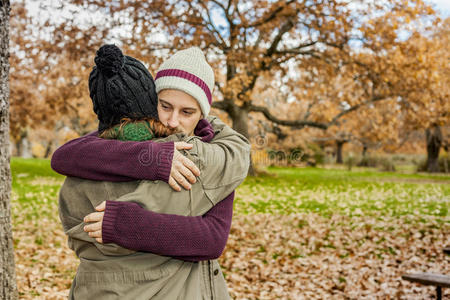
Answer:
[3,0,450,299]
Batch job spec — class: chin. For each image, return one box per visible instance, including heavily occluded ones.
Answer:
[183,128,195,136]
[175,126,189,135]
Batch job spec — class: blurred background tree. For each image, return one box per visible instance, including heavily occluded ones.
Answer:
[9,0,449,173]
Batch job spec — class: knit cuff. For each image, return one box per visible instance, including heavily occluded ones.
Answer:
[153,141,174,183]
[102,200,121,244]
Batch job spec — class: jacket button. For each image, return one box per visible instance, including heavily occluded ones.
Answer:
[213,269,219,276]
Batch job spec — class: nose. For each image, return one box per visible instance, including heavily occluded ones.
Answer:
[167,111,179,129]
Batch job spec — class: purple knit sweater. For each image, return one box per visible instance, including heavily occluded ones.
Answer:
[51,119,233,261]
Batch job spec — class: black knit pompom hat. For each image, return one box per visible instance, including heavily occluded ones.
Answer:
[88,44,158,132]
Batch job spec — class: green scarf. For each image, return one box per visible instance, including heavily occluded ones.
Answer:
[110,121,155,142]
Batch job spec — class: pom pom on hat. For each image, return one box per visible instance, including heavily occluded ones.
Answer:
[94,44,125,77]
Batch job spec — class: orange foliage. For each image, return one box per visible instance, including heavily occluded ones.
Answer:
[9,1,448,159]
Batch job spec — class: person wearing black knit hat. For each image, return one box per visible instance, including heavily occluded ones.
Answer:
[88,44,178,141]
[89,44,158,132]
[56,45,251,299]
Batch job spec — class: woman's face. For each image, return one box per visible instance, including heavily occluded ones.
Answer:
[157,89,203,136]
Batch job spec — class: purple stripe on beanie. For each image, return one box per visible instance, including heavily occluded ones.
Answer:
[155,69,212,104]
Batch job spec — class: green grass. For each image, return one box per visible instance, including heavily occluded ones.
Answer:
[10,158,64,221]
[11,157,63,180]
[9,159,450,221]
[267,166,450,181]
[235,166,450,218]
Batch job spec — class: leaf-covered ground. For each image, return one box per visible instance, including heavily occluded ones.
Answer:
[10,159,450,299]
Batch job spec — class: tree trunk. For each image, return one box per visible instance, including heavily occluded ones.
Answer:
[425,126,442,173]
[44,141,53,158]
[0,1,18,299]
[230,106,255,176]
[14,139,20,156]
[362,145,368,158]
[443,145,449,173]
[336,140,345,164]
[19,136,31,158]
[14,130,31,158]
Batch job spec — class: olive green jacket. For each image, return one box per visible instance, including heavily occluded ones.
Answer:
[58,116,250,300]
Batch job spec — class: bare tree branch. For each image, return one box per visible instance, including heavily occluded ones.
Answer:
[303,101,314,120]
[249,104,328,129]
[250,92,394,131]
[215,81,223,94]
[248,0,296,28]
[328,95,390,127]
[199,1,227,49]
[266,17,295,56]
[235,16,298,101]
[212,100,230,111]
[275,40,318,53]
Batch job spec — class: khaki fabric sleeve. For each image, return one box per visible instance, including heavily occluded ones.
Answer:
[58,178,136,256]
[183,116,251,206]
[109,180,200,216]
[108,116,250,216]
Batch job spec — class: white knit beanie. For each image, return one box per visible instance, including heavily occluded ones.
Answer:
[155,47,214,117]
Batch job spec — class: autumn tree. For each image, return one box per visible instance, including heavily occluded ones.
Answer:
[8,1,42,156]
[10,1,445,173]
[9,1,107,155]
[251,52,402,164]
[331,99,401,164]
[49,0,437,174]
[294,10,448,169]
[383,18,450,172]
[0,0,18,298]
[56,1,432,131]
[414,19,449,172]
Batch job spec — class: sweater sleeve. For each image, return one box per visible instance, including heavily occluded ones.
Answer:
[102,192,234,262]
[51,131,174,182]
